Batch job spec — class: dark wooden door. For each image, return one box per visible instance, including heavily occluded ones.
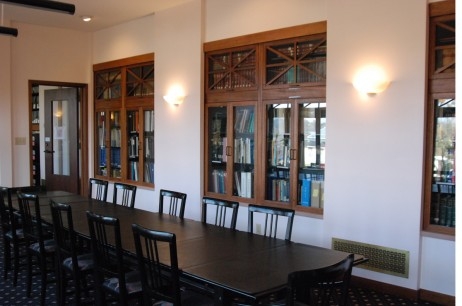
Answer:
[44,88,79,193]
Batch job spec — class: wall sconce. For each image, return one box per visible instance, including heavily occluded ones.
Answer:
[353,65,390,96]
[163,85,185,106]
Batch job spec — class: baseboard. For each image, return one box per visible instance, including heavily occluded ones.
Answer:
[350,276,455,306]
[420,289,455,306]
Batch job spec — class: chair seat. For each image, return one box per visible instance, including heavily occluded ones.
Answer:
[102,270,142,295]
[29,239,56,253]
[62,253,94,272]
[5,228,25,240]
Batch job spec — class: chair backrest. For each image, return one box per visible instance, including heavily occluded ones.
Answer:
[17,191,48,247]
[50,201,79,270]
[286,253,355,306]
[86,211,127,296]
[0,187,11,230]
[88,178,108,202]
[202,197,239,230]
[248,204,295,241]
[158,189,187,219]
[112,182,137,208]
[132,223,181,305]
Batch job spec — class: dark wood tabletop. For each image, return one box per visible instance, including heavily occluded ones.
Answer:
[15,191,354,305]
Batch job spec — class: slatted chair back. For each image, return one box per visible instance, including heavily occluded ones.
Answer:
[87,211,141,305]
[202,197,239,230]
[0,187,11,231]
[88,178,108,202]
[16,192,48,248]
[132,223,181,305]
[112,182,137,208]
[248,204,295,241]
[286,253,355,306]
[159,189,187,219]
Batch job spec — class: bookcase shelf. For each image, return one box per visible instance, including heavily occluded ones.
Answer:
[204,22,326,214]
[93,54,154,187]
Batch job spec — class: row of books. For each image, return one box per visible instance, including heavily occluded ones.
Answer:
[144,110,154,132]
[211,137,227,163]
[111,148,121,167]
[127,112,139,133]
[128,135,139,158]
[110,128,122,147]
[210,169,227,194]
[267,178,290,202]
[145,136,154,159]
[299,178,324,208]
[144,162,155,183]
[433,195,455,227]
[234,137,253,164]
[234,171,252,198]
[129,161,139,181]
[234,108,254,134]
[269,137,291,167]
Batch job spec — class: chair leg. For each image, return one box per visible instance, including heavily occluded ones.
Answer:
[12,240,22,286]
[26,249,33,297]
[3,238,11,280]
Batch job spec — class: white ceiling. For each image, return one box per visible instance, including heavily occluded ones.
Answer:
[1,0,191,32]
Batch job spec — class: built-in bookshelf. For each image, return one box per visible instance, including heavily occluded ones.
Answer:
[204,22,327,214]
[29,85,41,187]
[423,0,455,235]
[93,54,154,187]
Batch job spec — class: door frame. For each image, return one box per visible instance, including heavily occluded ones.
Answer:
[29,80,89,196]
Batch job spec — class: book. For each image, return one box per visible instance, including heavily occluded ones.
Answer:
[300,178,311,206]
[311,181,321,208]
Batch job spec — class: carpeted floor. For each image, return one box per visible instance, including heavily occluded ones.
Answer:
[0,226,444,305]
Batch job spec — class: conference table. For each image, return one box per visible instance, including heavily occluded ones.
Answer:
[14,190,358,305]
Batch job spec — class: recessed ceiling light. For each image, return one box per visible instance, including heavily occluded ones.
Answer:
[81,16,92,22]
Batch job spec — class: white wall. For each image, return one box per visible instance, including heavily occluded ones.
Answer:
[9,22,92,187]
[0,29,13,186]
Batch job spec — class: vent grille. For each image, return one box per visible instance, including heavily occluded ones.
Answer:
[332,238,409,278]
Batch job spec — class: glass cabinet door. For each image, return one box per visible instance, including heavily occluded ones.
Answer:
[143,110,155,184]
[207,106,228,194]
[265,102,292,202]
[298,101,326,209]
[110,111,121,178]
[96,111,107,176]
[126,110,140,181]
[430,98,455,227]
[232,105,255,199]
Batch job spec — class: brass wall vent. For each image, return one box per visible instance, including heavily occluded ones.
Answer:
[332,238,409,278]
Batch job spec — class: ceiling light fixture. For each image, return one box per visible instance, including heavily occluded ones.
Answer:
[0,0,75,15]
[81,16,91,22]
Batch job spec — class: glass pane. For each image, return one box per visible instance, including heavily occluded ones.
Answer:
[110,111,121,178]
[96,111,107,176]
[298,102,326,208]
[52,100,70,176]
[430,98,456,227]
[126,64,154,97]
[95,69,121,100]
[233,105,255,198]
[207,107,227,194]
[434,19,455,74]
[143,110,155,183]
[266,103,291,202]
[127,110,140,181]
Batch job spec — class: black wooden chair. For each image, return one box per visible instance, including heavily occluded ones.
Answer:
[86,211,142,306]
[50,201,94,305]
[159,189,187,219]
[286,253,355,306]
[17,191,55,306]
[112,182,137,208]
[132,223,214,306]
[0,187,27,285]
[202,197,239,230]
[248,204,295,241]
[88,178,108,202]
